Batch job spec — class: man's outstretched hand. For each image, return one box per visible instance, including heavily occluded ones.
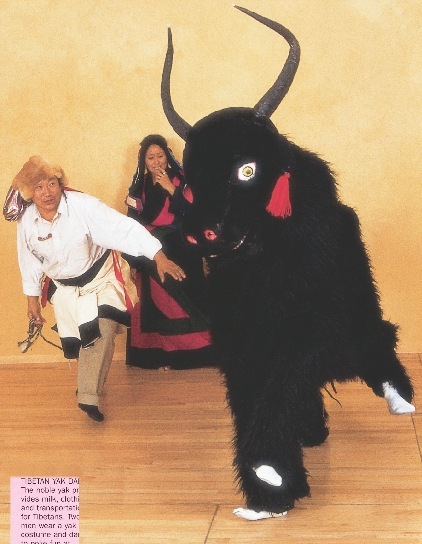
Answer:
[153,250,186,283]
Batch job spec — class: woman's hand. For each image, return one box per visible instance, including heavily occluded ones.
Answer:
[27,296,46,325]
[155,170,176,195]
[153,250,186,283]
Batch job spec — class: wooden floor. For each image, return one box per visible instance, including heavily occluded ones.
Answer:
[1,353,421,543]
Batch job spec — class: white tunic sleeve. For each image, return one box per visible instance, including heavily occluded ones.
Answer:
[74,194,162,260]
[17,220,45,296]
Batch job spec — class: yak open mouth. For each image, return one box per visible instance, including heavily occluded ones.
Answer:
[208,234,248,259]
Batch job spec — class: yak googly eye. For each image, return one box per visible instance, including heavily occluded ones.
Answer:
[237,162,256,181]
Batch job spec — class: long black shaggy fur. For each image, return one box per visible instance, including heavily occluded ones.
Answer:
[158,6,414,514]
[177,107,414,513]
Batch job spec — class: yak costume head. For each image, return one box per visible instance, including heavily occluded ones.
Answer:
[161,6,302,258]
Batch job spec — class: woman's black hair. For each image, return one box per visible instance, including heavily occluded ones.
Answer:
[129,134,184,197]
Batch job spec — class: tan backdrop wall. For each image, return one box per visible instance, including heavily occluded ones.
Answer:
[1,0,421,360]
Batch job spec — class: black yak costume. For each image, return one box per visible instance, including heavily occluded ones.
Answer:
[160,6,415,519]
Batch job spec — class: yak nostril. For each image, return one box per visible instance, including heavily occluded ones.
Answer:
[186,235,198,245]
[204,229,218,241]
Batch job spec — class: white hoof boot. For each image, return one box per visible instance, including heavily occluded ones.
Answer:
[382,382,415,415]
[233,508,287,521]
[254,465,282,486]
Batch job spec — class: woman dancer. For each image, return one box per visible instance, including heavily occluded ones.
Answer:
[123,135,213,370]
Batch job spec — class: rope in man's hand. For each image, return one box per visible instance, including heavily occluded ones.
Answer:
[18,318,63,353]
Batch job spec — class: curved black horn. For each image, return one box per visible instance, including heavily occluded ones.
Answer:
[161,27,191,141]
[234,5,301,118]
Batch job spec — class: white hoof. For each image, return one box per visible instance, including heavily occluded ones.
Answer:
[382,382,415,415]
[254,465,282,486]
[233,508,287,521]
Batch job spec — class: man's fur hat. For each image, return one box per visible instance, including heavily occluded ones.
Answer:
[12,156,67,201]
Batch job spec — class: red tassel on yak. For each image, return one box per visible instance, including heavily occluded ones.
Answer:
[266,172,291,218]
